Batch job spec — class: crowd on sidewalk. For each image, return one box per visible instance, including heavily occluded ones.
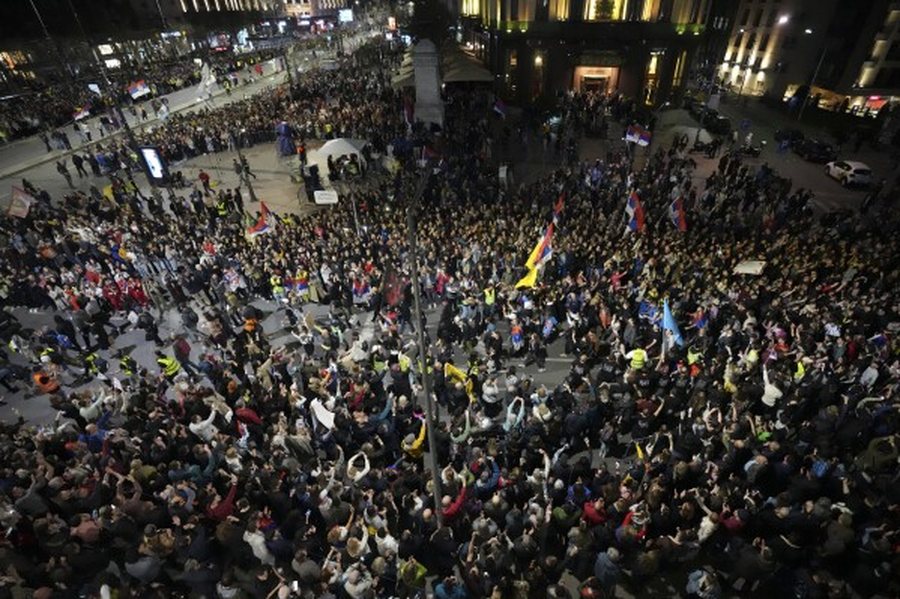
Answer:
[0,47,285,144]
[1,33,899,599]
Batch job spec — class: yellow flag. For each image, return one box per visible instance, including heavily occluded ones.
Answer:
[515,267,539,289]
[445,362,468,384]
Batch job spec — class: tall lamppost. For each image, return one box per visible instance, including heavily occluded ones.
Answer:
[406,171,444,527]
[798,28,825,122]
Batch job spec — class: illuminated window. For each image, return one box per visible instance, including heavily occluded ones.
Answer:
[641,0,661,21]
[673,49,686,87]
[584,0,624,21]
[549,0,569,21]
[647,52,659,76]
[643,50,664,104]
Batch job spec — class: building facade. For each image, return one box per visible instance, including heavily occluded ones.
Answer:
[717,0,900,116]
[459,0,712,105]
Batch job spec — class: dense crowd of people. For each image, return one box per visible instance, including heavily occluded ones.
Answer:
[1,30,899,599]
[0,47,287,143]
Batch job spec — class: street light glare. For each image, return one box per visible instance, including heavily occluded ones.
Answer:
[804,28,813,34]
[778,15,790,25]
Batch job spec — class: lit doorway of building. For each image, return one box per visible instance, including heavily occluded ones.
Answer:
[573,66,620,94]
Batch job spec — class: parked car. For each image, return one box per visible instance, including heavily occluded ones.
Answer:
[774,128,805,146]
[825,160,872,187]
[704,113,732,135]
[794,138,837,163]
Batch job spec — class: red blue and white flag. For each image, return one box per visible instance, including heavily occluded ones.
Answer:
[73,105,91,121]
[669,196,687,232]
[525,222,554,270]
[625,191,645,233]
[625,124,652,147]
[247,202,271,236]
[552,192,565,223]
[493,98,507,118]
[128,80,151,99]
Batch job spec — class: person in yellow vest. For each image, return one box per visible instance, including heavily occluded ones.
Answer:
[216,198,228,219]
[622,343,650,371]
[155,351,181,379]
[483,285,496,317]
[270,271,285,300]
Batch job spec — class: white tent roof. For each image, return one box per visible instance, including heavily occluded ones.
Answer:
[314,138,368,158]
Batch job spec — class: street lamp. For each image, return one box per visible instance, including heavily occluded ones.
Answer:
[406,171,444,528]
[233,129,258,203]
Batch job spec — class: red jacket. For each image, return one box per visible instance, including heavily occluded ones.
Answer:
[235,407,262,426]
[205,484,237,521]
[582,501,608,525]
[442,486,467,521]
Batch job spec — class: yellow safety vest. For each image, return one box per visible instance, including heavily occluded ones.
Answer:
[484,287,495,305]
[120,356,136,376]
[85,354,101,373]
[216,200,228,216]
[794,360,806,381]
[157,356,180,377]
[270,275,284,294]
[687,348,701,366]
[399,354,411,373]
[629,349,647,370]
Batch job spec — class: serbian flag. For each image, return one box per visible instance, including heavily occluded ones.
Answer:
[515,223,554,289]
[493,98,507,118]
[247,202,271,236]
[669,196,687,232]
[73,105,91,121]
[625,192,645,233]
[525,223,553,270]
[552,192,565,223]
[128,80,151,99]
[625,124,652,146]
[295,272,309,294]
[352,279,370,298]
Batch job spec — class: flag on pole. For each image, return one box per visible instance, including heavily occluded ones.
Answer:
[663,298,684,348]
[8,186,35,218]
[669,196,687,232]
[515,223,554,289]
[128,80,151,99]
[72,105,91,121]
[493,98,507,118]
[247,202,271,236]
[625,124,652,146]
[625,191,645,233]
[552,192,565,223]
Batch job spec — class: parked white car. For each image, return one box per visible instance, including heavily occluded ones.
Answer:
[825,160,872,188]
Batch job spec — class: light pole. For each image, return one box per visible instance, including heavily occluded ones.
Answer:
[28,0,73,81]
[233,129,258,204]
[406,171,444,527]
[798,39,826,122]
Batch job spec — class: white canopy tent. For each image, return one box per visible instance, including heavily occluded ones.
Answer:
[305,138,370,190]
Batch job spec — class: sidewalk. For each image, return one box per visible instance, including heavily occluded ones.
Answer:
[0,60,290,185]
